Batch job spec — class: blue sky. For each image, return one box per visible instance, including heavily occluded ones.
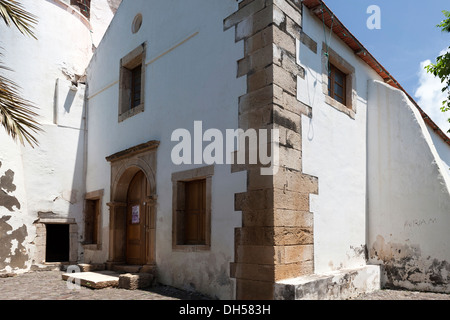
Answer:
[324,0,450,134]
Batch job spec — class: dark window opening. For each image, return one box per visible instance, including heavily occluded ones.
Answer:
[130,65,142,109]
[118,44,146,121]
[328,63,347,106]
[46,224,70,262]
[70,0,91,20]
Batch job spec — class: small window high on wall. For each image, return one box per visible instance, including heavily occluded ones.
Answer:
[328,64,347,106]
[118,43,147,122]
[321,44,357,119]
[70,0,91,19]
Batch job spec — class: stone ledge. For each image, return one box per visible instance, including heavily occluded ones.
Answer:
[274,265,381,300]
[78,263,106,272]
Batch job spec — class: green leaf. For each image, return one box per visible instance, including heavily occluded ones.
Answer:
[437,10,450,33]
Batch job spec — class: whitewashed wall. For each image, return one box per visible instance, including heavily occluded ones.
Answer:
[367,80,450,292]
[0,0,116,271]
[298,6,383,274]
[426,126,450,181]
[90,0,122,47]
[0,137,30,273]
[85,0,246,299]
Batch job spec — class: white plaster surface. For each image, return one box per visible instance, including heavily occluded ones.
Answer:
[299,6,382,274]
[300,5,450,290]
[426,126,450,181]
[0,0,116,271]
[85,0,246,299]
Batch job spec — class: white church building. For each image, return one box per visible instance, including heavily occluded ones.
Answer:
[0,0,449,300]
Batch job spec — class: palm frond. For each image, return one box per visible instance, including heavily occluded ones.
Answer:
[0,61,42,147]
[0,1,41,147]
[0,0,37,39]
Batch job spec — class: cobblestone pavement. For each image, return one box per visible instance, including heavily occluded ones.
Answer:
[0,271,211,300]
[352,289,450,300]
[1,270,450,300]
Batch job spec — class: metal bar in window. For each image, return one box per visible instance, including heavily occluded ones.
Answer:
[329,64,347,106]
[130,65,142,109]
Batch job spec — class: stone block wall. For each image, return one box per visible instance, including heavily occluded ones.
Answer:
[224,0,318,299]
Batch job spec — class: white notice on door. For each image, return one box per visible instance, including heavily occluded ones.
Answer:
[132,205,140,224]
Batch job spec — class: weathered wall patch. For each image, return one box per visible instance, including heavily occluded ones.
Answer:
[0,216,28,271]
[0,163,20,212]
[371,235,450,292]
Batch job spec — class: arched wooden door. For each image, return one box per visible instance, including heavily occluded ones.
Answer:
[126,171,148,265]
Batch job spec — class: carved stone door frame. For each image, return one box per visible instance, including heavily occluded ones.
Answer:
[105,141,158,272]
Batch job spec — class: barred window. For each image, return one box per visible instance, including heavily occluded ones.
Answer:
[328,64,347,106]
[70,0,91,19]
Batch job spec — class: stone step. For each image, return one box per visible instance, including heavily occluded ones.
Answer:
[62,270,155,290]
[77,263,106,272]
[112,264,143,273]
[62,271,120,289]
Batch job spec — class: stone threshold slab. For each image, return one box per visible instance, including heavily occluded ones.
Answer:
[62,271,120,289]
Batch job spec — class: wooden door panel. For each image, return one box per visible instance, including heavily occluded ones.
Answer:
[126,171,147,265]
[184,179,206,245]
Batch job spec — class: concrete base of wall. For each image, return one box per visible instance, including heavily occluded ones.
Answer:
[274,265,381,300]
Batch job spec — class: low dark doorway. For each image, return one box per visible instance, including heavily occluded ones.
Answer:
[45,224,70,262]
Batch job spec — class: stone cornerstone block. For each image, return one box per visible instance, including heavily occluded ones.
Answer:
[118,273,154,290]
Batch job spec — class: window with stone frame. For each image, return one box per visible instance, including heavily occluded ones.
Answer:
[328,63,347,106]
[84,190,103,249]
[119,43,146,122]
[322,44,357,119]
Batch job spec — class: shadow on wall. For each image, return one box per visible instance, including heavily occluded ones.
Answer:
[63,87,77,114]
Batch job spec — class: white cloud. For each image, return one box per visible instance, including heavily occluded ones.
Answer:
[414,48,450,136]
